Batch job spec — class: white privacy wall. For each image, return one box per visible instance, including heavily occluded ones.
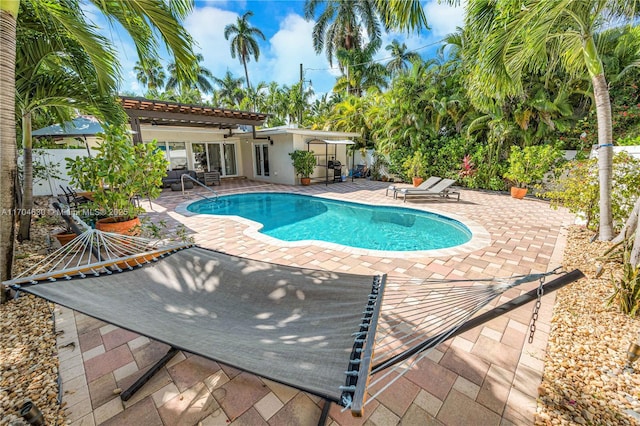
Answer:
[29,149,92,196]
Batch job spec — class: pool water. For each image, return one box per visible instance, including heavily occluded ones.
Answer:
[187,192,472,251]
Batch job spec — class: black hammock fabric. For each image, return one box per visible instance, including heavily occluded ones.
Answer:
[20,247,379,402]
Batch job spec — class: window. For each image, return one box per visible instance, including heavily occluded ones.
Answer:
[254,143,269,177]
[192,143,208,172]
[223,143,237,175]
[168,142,187,170]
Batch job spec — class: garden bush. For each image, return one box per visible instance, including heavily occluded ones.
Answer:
[545,151,640,231]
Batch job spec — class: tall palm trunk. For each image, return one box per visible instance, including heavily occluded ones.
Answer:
[18,111,33,242]
[0,2,19,300]
[242,56,251,91]
[592,73,614,241]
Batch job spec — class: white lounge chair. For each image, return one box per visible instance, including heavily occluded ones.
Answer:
[396,178,460,203]
[385,176,442,197]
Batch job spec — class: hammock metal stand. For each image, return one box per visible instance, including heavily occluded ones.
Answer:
[2,229,585,423]
[317,269,584,424]
[120,347,180,401]
[109,269,584,425]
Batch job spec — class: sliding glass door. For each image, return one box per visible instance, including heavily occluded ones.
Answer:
[223,144,237,175]
[191,142,237,176]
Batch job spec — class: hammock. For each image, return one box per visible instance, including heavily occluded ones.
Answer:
[4,229,584,418]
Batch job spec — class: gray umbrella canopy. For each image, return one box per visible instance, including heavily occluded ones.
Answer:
[32,116,104,137]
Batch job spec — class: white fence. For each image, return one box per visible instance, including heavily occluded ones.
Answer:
[25,145,640,197]
[590,145,640,160]
[27,149,92,196]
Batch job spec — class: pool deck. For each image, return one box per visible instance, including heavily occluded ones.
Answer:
[55,179,574,426]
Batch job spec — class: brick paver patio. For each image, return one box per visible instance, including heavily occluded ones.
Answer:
[54,179,574,425]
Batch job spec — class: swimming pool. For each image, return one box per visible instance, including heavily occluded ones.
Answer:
[187,192,472,252]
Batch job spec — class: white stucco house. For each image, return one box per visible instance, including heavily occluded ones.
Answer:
[31,97,362,195]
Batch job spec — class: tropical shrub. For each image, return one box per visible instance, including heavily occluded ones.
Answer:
[402,151,427,181]
[617,134,640,146]
[289,150,317,178]
[66,125,168,221]
[369,152,389,181]
[431,136,472,180]
[605,239,640,316]
[545,152,640,230]
[466,144,508,191]
[457,155,476,187]
[504,144,564,189]
[387,147,412,179]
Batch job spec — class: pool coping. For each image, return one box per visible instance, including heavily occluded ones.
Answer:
[174,190,491,259]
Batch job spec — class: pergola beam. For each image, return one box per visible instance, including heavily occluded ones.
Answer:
[117,97,268,143]
[125,109,265,127]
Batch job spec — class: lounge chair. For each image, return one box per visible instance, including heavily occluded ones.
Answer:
[396,178,460,203]
[385,176,442,197]
[59,185,91,208]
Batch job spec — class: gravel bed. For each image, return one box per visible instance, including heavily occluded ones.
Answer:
[1,198,66,425]
[536,226,640,426]
[1,198,640,425]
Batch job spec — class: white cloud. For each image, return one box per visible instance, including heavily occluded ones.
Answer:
[103,1,467,97]
[186,6,243,84]
[260,14,335,94]
[424,0,466,38]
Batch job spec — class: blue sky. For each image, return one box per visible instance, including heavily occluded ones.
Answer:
[87,0,466,97]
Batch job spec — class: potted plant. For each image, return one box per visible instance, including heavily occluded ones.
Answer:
[66,125,168,234]
[504,144,563,199]
[402,151,427,187]
[289,150,317,185]
[53,220,77,245]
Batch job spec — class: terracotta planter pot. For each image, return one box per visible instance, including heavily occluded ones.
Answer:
[301,177,311,186]
[54,232,77,246]
[96,217,141,236]
[412,177,424,187]
[510,187,528,199]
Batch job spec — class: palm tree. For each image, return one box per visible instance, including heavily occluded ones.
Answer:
[224,11,265,91]
[329,95,373,150]
[1,2,21,289]
[240,80,267,112]
[15,11,124,241]
[0,0,196,290]
[134,58,166,93]
[334,40,388,96]
[212,70,245,109]
[464,0,640,241]
[281,82,314,125]
[304,0,382,68]
[385,39,421,76]
[166,53,215,95]
[374,0,428,32]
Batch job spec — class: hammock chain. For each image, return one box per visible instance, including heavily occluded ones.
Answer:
[528,273,546,343]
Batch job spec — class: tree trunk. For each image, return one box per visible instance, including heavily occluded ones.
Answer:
[613,196,640,245]
[242,56,251,91]
[18,111,33,242]
[592,73,614,241]
[630,225,640,268]
[0,5,19,302]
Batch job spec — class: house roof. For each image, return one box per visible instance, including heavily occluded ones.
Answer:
[119,96,268,129]
[307,139,355,145]
[255,126,359,138]
[32,116,104,137]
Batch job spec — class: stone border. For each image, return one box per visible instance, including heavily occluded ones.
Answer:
[174,192,491,259]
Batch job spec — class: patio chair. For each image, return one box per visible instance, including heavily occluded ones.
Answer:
[59,185,91,208]
[385,176,441,197]
[351,164,368,178]
[396,178,460,203]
